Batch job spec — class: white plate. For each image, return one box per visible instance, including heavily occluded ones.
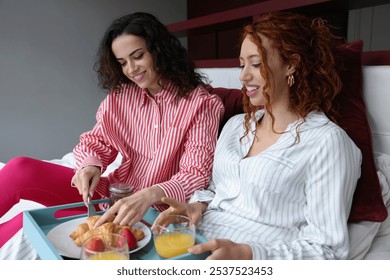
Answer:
[47,217,151,259]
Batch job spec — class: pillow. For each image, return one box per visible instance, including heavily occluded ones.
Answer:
[333,40,388,222]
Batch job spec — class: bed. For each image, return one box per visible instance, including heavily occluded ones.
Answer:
[1,47,390,260]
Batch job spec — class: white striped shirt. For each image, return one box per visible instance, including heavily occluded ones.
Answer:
[190,110,362,259]
[73,83,224,211]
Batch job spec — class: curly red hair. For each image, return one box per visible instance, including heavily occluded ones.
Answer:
[240,12,344,139]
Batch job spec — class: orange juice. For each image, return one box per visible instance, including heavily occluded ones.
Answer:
[154,232,195,258]
[87,252,128,260]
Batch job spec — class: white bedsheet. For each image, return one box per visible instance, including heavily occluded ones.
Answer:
[348,153,390,259]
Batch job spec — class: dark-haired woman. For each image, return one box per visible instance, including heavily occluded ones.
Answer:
[0,12,223,257]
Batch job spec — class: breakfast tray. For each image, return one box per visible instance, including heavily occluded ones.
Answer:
[23,199,209,260]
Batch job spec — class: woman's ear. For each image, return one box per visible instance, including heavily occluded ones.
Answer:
[287,54,300,75]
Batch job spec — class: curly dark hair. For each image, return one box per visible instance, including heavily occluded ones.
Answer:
[94,12,205,97]
[240,11,344,139]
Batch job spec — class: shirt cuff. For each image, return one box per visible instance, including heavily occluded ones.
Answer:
[246,242,266,260]
[188,189,214,204]
[75,155,103,172]
[157,180,185,203]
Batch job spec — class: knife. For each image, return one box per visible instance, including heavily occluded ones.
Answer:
[87,195,96,217]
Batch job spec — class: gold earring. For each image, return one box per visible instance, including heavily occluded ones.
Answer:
[287,74,295,87]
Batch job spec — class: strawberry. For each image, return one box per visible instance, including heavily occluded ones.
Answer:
[120,228,137,250]
[85,237,105,252]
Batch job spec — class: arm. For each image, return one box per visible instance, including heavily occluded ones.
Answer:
[155,94,224,209]
[95,90,224,227]
[72,94,119,202]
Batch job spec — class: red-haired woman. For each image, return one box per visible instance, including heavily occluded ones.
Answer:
[153,12,362,260]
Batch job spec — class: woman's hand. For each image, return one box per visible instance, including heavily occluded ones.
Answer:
[189,239,253,260]
[95,185,165,228]
[71,165,101,204]
[151,197,206,232]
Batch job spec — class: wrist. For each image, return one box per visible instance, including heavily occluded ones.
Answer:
[147,185,166,205]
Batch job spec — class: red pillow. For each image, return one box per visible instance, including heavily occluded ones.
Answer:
[334,40,387,222]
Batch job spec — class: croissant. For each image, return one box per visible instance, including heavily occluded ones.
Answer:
[69,215,145,246]
[69,222,89,240]
[86,215,102,229]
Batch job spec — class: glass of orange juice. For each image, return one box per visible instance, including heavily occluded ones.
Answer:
[154,214,196,259]
[80,233,129,260]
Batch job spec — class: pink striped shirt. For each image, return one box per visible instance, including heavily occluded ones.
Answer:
[73,82,224,211]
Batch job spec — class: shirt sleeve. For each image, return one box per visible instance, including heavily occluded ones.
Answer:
[188,181,217,204]
[248,130,362,259]
[73,95,119,173]
[155,94,224,209]
[188,114,239,204]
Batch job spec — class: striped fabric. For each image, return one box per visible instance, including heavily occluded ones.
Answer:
[0,230,39,260]
[73,83,224,211]
[190,110,362,259]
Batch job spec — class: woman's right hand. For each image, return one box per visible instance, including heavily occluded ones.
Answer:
[151,197,207,231]
[70,165,101,204]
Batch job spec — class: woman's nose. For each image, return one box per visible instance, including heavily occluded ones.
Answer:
[125,61,137,75]
[240,67,251,82]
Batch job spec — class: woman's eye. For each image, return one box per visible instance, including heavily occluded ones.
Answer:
[239,63,261,69]
[134,53,144,60]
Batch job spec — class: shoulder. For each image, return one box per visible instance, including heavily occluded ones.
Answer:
[220,113,246,133]
[110,83,141,97]
[305,112,360,152]
[184,85,224,109]
[189,85,221,101]
[103,83,142,102]
[97,84,143,116]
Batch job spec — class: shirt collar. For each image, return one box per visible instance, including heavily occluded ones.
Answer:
[139,82,178,108]
[250,109,329,133]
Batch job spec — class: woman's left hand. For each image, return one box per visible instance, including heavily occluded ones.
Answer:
[188,239,253,260]
[94,185,165,228]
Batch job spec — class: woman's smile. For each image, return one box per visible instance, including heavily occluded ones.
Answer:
[245,85,260,97]
[131,71,146,82]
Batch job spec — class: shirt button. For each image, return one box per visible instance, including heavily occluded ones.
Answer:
[154,124,158,129]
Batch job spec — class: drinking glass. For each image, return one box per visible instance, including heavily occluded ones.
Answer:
[153,214,196,258]
[80,233,129,260]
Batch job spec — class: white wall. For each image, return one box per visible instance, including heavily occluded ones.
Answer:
[0,0,186,162]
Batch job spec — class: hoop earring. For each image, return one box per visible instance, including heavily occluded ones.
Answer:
[287,74,295,87]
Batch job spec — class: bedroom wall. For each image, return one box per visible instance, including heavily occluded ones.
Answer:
[0,0,186,162]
